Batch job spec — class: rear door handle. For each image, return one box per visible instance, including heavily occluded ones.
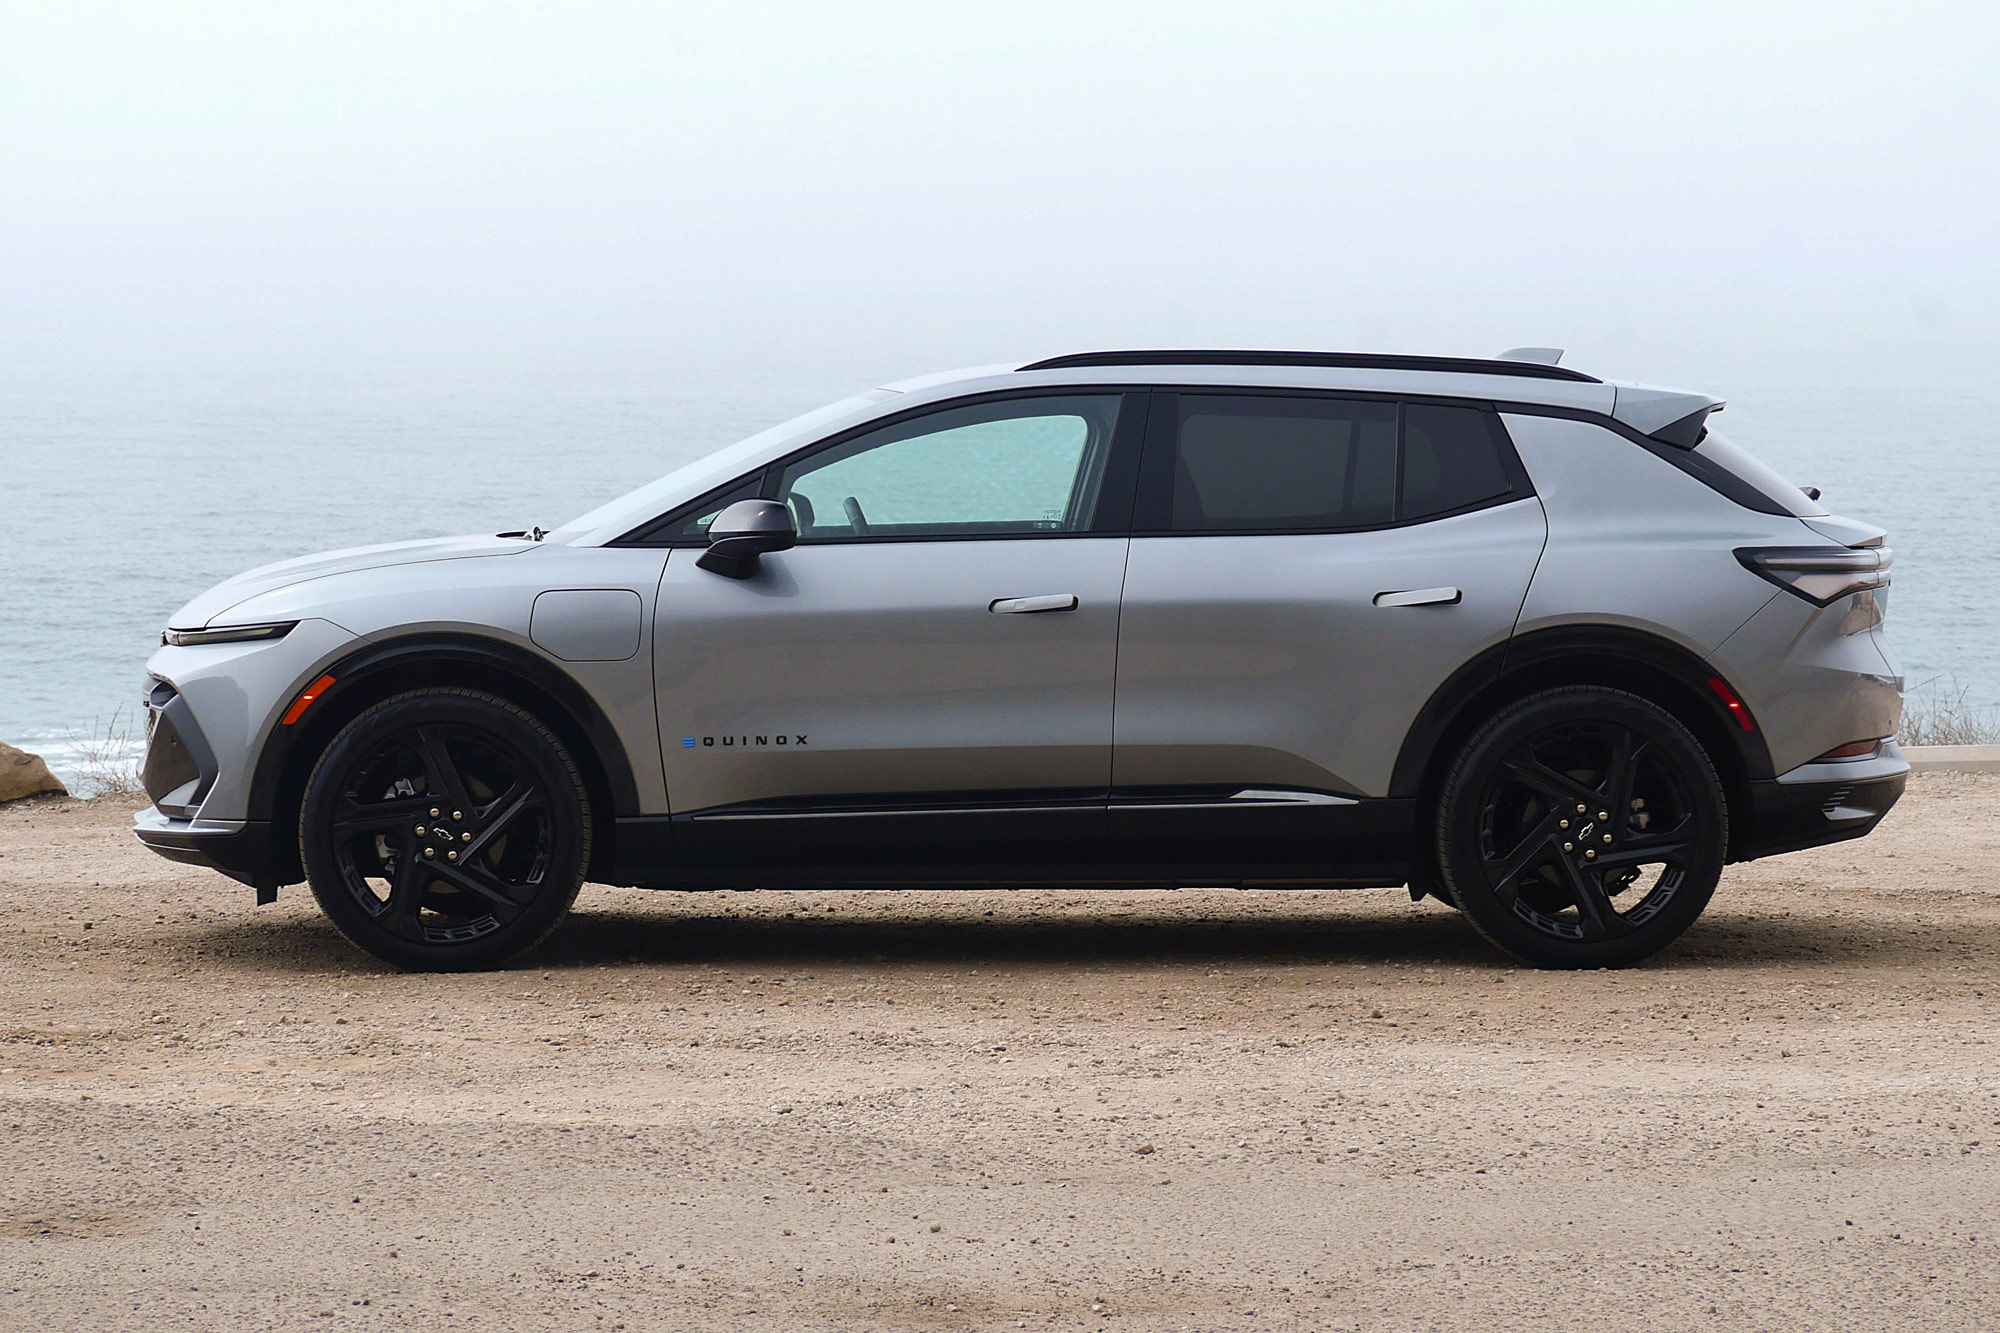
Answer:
[989,594,1079,614]
[1373,586,1462,608]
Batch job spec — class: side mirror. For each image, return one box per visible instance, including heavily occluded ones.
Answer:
[696,499,797,579]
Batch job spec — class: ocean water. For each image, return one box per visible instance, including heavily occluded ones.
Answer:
[6,342,1996,788]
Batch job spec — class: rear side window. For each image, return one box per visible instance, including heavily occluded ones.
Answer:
[1155,393,1523,533]
[1171,396,1397,530]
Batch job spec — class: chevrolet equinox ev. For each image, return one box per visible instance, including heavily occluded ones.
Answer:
[134,349,1907,970]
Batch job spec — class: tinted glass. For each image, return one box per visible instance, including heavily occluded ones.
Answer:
[777,395,1122,541]
[1171,396,1397,531]
[1693,430,1827,518]
[1400,403,1516,519]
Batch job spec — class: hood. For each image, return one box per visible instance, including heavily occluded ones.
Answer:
[167,534,536,630]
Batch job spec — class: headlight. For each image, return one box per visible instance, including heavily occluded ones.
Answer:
[161,621,298,647]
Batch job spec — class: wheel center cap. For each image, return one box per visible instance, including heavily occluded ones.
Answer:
[414,813,476,851]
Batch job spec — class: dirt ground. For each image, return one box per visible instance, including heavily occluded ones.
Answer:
[3,776,1998,1331]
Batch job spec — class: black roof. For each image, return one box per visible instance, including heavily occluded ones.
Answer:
[1017,349,1601,383]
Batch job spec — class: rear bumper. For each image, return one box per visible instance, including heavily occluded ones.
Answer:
[1733,743,1909,861]
[133,808,281,890]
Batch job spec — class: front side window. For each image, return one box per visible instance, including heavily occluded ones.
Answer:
[775,395,1122,541]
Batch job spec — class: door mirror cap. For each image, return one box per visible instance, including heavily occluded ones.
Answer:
[697,499,797,579]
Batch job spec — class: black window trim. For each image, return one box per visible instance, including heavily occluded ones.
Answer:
[1129,386,1538,538]
[618,384,1806,547]
[610,386,1153,548]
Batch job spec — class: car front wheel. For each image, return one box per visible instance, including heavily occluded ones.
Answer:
[300,687,592,970]
[1434,686,1726,968]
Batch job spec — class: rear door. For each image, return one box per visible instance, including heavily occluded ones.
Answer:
[652,391,1144,873]
[1108,391,1547,875]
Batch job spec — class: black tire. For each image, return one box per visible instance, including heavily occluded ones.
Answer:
[300,687,592,970]
[1434,686,1726,969]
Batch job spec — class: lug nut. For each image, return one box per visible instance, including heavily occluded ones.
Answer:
[1597,811,1609,821]
[461,832,471,842]
[1563,842,1574,852]
[1584,849,1597,860]
[415,825,426,836]
[1576,804,1587,814]
[1603,833,1613,844]
[423,847,435,859]
[453,810,463,822]
[448,851,458,862]
[1559,819,1570,829]
[430,807,440,818]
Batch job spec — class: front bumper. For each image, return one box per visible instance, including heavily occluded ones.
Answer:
[1734,743,1909,861]
[133,808,280,891]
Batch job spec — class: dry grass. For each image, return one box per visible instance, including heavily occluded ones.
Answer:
[61,708,145,798]
[1898,675,2000,747]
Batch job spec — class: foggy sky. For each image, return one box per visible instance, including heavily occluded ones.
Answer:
[5,0,1997,385]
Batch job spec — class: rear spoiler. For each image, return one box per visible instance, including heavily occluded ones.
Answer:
[1611,385,1725,448]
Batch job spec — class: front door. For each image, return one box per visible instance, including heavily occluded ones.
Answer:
[1109,391,1548,877]
[652,390,1143,874]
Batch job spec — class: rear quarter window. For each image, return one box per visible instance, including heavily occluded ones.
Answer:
[1401,403,1519,520]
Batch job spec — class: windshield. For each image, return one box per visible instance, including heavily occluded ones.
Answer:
[547,390,900,543]
[1693,429,1828,518]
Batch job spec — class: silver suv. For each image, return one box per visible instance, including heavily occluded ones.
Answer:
[135,349,1907,970]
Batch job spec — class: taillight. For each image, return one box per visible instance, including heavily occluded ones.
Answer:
[1736,546,1891,606]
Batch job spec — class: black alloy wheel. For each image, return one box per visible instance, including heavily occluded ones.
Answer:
[1434,686,1726,968]
[300,688,591,970]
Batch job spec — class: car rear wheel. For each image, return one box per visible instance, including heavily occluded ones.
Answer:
[1434,686,1726,968]
[300,687,591,970]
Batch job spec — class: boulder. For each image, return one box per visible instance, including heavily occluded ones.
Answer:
[0,742,68,802]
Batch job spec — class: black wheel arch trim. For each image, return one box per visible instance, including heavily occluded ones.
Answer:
[1391,625,1776,814]
[244,633,641,879]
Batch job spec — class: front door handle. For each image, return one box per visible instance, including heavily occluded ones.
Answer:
[1373,586,1462,608]
[989,594,1079,614]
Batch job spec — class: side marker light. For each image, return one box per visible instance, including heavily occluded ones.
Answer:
[281,674,337,726]
[1704,676,1757,733]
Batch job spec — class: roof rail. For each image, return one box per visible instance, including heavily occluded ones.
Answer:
[1017,349,1601,383]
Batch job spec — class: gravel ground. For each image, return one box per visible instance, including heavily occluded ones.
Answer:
[4,775,1999,1330]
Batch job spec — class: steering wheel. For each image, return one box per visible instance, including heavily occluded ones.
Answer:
[842,495,871,536]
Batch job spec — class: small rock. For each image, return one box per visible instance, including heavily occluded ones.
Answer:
[1133,1144,1156,1155]
[0,742,66,804]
